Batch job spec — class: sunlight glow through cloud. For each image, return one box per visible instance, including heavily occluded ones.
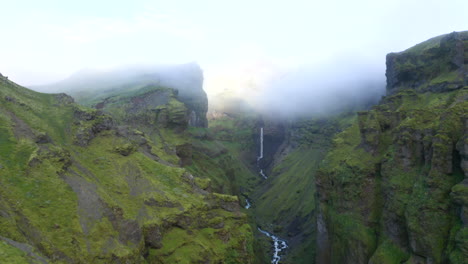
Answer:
[0,0,467,88]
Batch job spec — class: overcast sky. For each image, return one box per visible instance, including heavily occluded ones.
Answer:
[0,0,467,85]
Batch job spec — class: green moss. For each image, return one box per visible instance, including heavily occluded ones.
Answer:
[114,143,136,156]
[327,210,377,262]
[449,227,468,264]
[151,223,253,264]
[194,177,211,190]
[0,240,33,264]
[213,193,239,203]
[0,79,254,263]
[430,71,460,85]
[317,81,467,263]
[403,34,445,55]
[369,239,409,263]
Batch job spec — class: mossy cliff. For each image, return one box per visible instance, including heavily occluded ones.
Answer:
[36,63,209,128]
[2,30,467,264]
[79,78,260,199]
[316,31,468,263]
[0,76,253,263]
[238,112,354,264]
[386,31,468,94]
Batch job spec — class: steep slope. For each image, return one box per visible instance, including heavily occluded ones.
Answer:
[251,114,356,264]
[0,76,253,263]
[34,63,208,128]
[12,30,467,264]
[317,31,468,263]
[215,30,468,264]
[82,82,270,263]
[77,77,261,195]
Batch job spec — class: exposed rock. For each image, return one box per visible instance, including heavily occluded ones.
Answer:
[142,224,162,249]
[0,236,50,264]
[169,63,208,128]
[318,31,468,264]
[257,120,286,169]
[62,172,105,234]
[176,143,193,166]
[34,132,51,144]
[116,126,148,146]
[114,143,135,156]
[73,108,113,146]
[143,198,181,208]
[386,31,468,95]
[456,117,468,177]
[54,93,74,105]
[28,146,72,172]
[0,75,254,264]
[4,96,15,102]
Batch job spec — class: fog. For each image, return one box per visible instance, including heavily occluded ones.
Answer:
[203,54,385,119]
[1,0,467,119]
[257,56,386,118]
[34,63,203,94]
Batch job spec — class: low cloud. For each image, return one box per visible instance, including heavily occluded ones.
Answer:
[206,55,386,119]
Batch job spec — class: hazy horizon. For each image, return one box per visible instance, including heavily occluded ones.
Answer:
[1,0,467,86]
[1,0,467,118]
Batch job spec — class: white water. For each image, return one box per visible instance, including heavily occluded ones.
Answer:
[245,198,251,209]
[257,127,267,179]
[255,126,288,262]
[258,228,288,264]
[258,127,264,160]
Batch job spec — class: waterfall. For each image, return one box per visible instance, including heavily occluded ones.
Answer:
[258,228,288,264]
[188,110,197,126]
[259,127,264,160]
[245,198,251,209]
[254,127,288,262]
[257,127,267,179]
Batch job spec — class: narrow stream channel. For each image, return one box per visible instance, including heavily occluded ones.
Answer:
[258,228,288,264]
[245,198,251,209]
[249,127,288,263]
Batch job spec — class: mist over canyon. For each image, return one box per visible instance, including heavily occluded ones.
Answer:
[1,1,468,264]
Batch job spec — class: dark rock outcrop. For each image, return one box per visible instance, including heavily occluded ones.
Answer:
[169,63,208,128]
[386,31,468,95]
[73,108,113,146]
[176,143,193,166]
[317,31,468,264]
[257,120,286,170]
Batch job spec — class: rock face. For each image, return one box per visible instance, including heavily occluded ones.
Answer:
[33,62,209,128]
[167,63,208,128]
[256,120,286,170]
[386,31,468,94]
[0,77,253,263]
[317,31,468,263]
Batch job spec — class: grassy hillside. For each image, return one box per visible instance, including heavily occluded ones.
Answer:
[0,77,254,263]
[248,113,356,264]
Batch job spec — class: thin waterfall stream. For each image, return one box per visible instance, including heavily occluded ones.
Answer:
[245,198,251,209]
[258,228,288,264]
[257,127,268,179]
[249,126,288,263]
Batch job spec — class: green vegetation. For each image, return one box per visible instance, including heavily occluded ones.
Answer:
[1,30,467,264]
[0,78,254,263]
[317,83,467,262]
